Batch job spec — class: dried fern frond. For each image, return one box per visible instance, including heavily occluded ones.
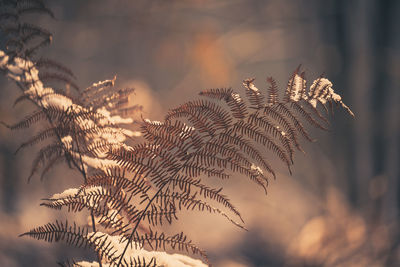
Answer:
[232,120,292,166]
[28,142,64,181]
[1,11,53,59]
[2,109,47,130]
[289,101,329,130]
[247,112,295,155]
[266,77,279,105]
[141,119,203,155]
[107,147,175,183]
[308,77,354,116]
[34,57,75,78]
[199,88,248,119]
[133,229,208,264]
[2,19,354,266]
[166,99,232,130]
[154,190,245,230]
[243,77,265,109]
[284,66,304,102]
[121,256,158,267]
[167,174,241,220]
[14,126,57,154]
[38,72,80,91]
[15,0,55,18]
[216,131,277,177]
[271,103,315,142]
[85,168,151,199]
[57,258,79,267]
[20,221,133,264]
[42,187,134,219]
[20,220,118,262]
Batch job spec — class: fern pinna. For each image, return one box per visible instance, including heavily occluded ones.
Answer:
[0,1,353,267]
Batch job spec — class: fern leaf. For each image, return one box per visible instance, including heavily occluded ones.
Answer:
[247,112,295,155]
[186,151,229,169]
[20,220,91,246]
[141,119,203,156]
[82,76,117,96]
[13,93,30,107]
[300,98,330,125]
[140,204,178,226]
[243,77,265,108]
[107,146,181,188]
[98,208,131,235]
[35,57,75,78]
[57,258,79,267]
[262,106,303,153]
[21,221,121,264]
[40,154,64,180]
[122,256,158,267]
[232,121,293,166]
[308,77,354,117]
[217,132,277,177]
[3,23,51,42]
[115,104,143,116]
[4,109,46,130]
[167,174,242,221]
[185,150,269,191]
[24,36,52,57]
[284,65,303,102]
[133,229,208,264]
[154,190,246,230]
[42,187,133,217]
[180,162,229,179]
[85,168,151,199]
[266,77,279,105]
[272,103,315,142]
[164,102,219,137]
[290,101,329,130]
[29,142,64,181]
[17,0,55,18]
[203,141,250,166]
[15,126,57,154]
[199,88,248,119]
[38,72,80,91]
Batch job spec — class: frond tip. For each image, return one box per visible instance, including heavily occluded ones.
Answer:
[19,221,119,264]
[19,220,91,246]
[305,76,354,117]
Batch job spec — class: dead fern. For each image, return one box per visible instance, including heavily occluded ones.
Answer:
[0,1,354,267]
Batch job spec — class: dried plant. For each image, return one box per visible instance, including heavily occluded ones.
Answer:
[0,1,353,266]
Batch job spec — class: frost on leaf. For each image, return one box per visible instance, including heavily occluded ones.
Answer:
[50,187,80,200]
[88,232,208,267]
[308,78,354,116]
[279,68,353,117]
[251,163,264,175]
[287,73,306,102]
[1,50,139,174]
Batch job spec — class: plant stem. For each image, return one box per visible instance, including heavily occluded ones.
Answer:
[116,132,221,266]
[26,77,104,266]
[116,182,167,266]
[74,131,103,267]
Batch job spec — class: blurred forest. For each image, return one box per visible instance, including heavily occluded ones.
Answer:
[0,0,399,266]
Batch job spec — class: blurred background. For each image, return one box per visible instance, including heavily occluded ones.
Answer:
[0,0,399,266]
